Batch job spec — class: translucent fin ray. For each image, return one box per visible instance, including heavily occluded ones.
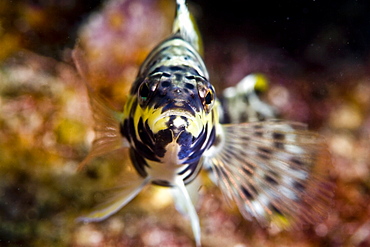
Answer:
[205,121,333,229]
[77,177,150,222]
[77,88,124,170]
[72,48,125,170]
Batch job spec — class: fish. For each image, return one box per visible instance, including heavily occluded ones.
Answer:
[72,0,333,246]
[219,73,278,124]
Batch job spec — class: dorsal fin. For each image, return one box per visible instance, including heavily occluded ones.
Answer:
[172,0,203,54]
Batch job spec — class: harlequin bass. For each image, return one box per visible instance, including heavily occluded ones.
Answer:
[73,0,332,246]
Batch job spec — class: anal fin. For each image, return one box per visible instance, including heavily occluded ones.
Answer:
[174,176,201,247]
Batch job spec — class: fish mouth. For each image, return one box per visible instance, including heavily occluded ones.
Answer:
[160,99,197,117]
[159,108,195,120]
[145,100,204,145]
[157,106,203,134]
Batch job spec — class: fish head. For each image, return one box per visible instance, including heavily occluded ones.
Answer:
[132,66,217,168]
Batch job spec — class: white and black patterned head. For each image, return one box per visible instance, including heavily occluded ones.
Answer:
[121,65,217,184]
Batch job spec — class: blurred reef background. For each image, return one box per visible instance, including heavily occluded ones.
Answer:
[1,0,370,246]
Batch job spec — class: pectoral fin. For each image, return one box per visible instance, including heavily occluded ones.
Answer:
[72,48,126,170]
[204,121,334,229]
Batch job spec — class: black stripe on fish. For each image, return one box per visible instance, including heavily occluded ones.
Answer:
[129,148,148,178]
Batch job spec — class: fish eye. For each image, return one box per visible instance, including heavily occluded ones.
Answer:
[200,88,214,113]
[205,90,213,105]
[138,83,151,103]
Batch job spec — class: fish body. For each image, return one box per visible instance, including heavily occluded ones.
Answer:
[121,35,216,187]
[73,1,333,246]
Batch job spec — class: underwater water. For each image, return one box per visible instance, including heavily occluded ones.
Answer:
[0,0,370,246]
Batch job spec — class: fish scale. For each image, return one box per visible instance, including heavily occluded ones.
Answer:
[73,0,333,246]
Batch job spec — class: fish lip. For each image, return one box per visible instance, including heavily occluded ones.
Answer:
[158,108,195,120]
[151,107,199,136]
[160,99,197,116]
